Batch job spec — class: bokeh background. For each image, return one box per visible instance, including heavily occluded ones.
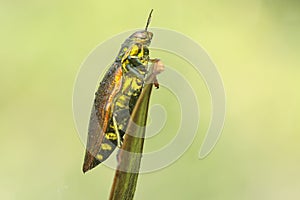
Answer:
[1,0,300,199]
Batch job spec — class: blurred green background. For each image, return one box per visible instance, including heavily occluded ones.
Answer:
[1,0,300,199]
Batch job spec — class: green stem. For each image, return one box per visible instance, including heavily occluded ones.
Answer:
[109,75,155,200]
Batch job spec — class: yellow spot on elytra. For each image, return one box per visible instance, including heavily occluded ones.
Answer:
[101,143,112,150]
[116,101,125,108]
[119,95,127,101]
[121,78,133,93]
[96,154,103,160]
[130,45,139,56]
[119,124,124,130]
[131,78,141,90]
[105,133,117,140]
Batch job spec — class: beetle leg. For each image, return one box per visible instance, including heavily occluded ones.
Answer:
[126,65,145,79]
[112,115,122,148]
[127,55,145,68]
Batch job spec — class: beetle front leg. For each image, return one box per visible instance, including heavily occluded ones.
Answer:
[125,55,148,79]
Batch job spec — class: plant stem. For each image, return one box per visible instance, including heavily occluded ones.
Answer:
[108,75,155,200]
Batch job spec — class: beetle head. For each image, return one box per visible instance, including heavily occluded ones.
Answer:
[128,30,153,45]
[123,10,154,46]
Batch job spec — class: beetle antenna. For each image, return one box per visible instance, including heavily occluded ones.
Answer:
[145,9,154,31]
